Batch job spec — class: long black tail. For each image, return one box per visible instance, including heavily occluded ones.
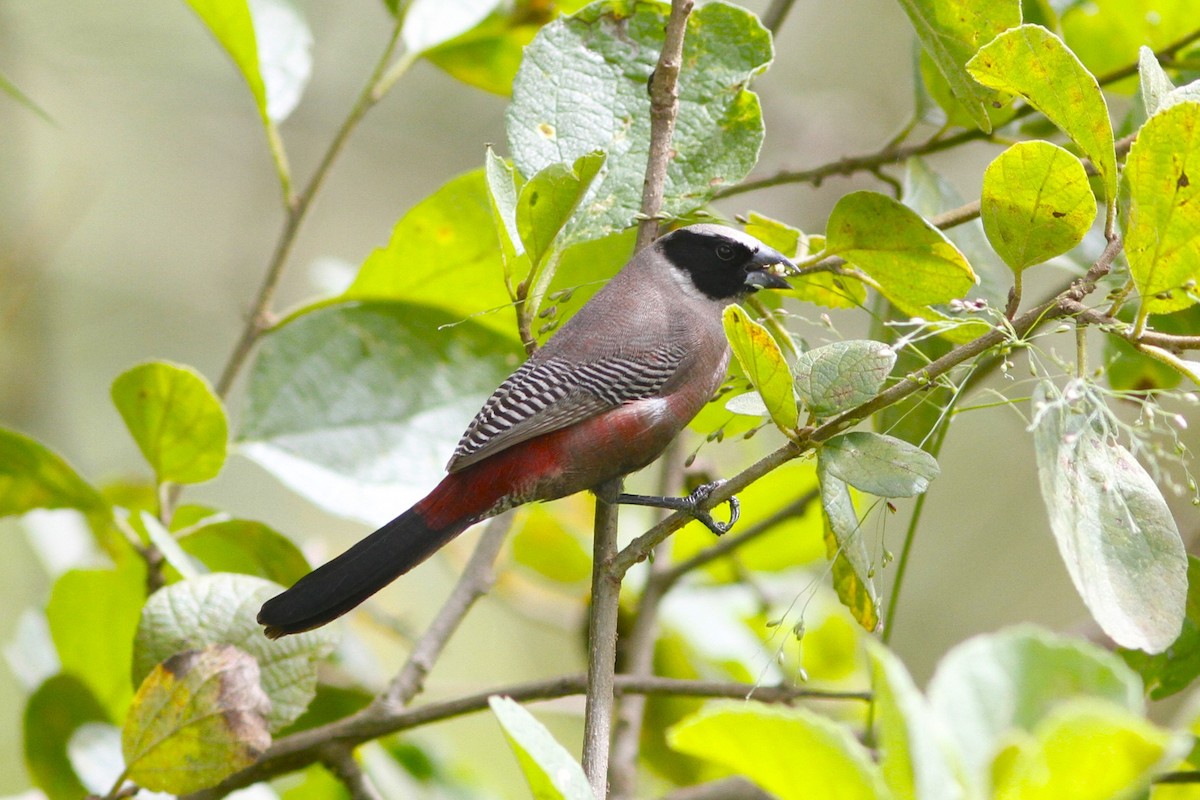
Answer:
[257,508,467,638]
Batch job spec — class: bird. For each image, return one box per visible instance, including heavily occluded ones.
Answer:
[258,224,796,638]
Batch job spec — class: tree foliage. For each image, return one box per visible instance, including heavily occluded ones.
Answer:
[4,0,1200,797]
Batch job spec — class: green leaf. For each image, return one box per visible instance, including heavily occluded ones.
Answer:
[927,625,1145,785]
[423,1,552,96]
[1121,556,1200,699]
[825,191,977,306]
[134,573,337,731]
[1061,0,1197,90]
[991,698,1183,800]
[111,361,229,485]
[745,212,866,309]
[23,674,110,800]
[178,519,312,586]
[1120,100,1200,316]
[867,642,964,800]
[403,0,503,55]
[966,25,1117,203]
[1032,380,1187,653]
[47,557,147,720]
[184,0,312,123]
[794,339,896,417]
[1104,333,1183,392]
[123,645,271,794]
[0,427,106,519]
[238,302,518,523]
[668,701,891,800]
[343,168,518,336]
[508,0,771,242]
[821,431,941,498]
[894,0,1021,131]
[517,150,606,267]
[486,146,524,261]
[488,696,593,800]
[1138,46,1176,117]
[723,305,799,433]
[981,141,1097,272]
[818,463,880,632]
[510,506,592,584]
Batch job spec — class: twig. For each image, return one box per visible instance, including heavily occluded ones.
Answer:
[608,449,685,799]
[715,29,1199,200]
[185,674,865,798]
[320,745,382,800]
[372,514,514,714]
[583,478,624,798]
[611,236,1124,577]
[214,21,407,398]
[635,0,695,251]
[662,777,775,800]
[760,0,797,34]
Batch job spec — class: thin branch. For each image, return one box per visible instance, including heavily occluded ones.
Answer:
[611,236,1124,578]
[583,478,624,798]
[1060,300,1200,352]
[320,745,382,800]
[760,0,797,35]
[635,0,695,250]
[716,28,1200,200]
[214,21,407,398]
[372,514,514,714]
[609,448,685,799]
[662,777,775,800]
[185,674,865,798]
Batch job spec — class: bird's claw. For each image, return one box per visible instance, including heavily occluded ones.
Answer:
[684,481,740,536]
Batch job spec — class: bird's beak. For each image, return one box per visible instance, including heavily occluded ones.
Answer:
[743,247,798,291]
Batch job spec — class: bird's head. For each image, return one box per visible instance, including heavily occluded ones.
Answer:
[657,224,798,301]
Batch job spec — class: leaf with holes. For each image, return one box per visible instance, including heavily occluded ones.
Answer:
[508,0,771,242]
[967,25,1116,203]
[981,141,1097,273]
[1121,101,1200,316]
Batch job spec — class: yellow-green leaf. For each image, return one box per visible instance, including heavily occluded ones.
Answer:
[982,141,1097,272]
[826,191,977,306]
[489,696,593,800]
[0,427,106,519]
[967,25,1117,203]
[895,0,1021,132]
[1121,101,1200,316]
[817,462,880,632]
[111,361,228,485]
[184,0,311,123]
[669,701,891,800]
[123,645,271,794]
[723,305,799,433]
[992,698,1183,800]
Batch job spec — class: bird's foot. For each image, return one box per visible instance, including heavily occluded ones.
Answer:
[617,480,740,536]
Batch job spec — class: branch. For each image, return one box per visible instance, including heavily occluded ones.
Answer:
[716,28,1200,200]
[635,0,695,250]
[372,514,514,714]
[185,675,865,798]
[320,745,382,800]
[214,21,409,398]
[583,478,624,797]
[609,448,685,799]
[1061,300,1200,352]
[611,236,1124,578]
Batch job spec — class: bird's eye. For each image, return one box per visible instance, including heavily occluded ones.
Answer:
[715,243,736,261]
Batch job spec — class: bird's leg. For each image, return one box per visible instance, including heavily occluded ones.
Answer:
[616,480,740,535]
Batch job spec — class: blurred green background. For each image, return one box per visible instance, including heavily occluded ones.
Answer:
[2,0,1197,796]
